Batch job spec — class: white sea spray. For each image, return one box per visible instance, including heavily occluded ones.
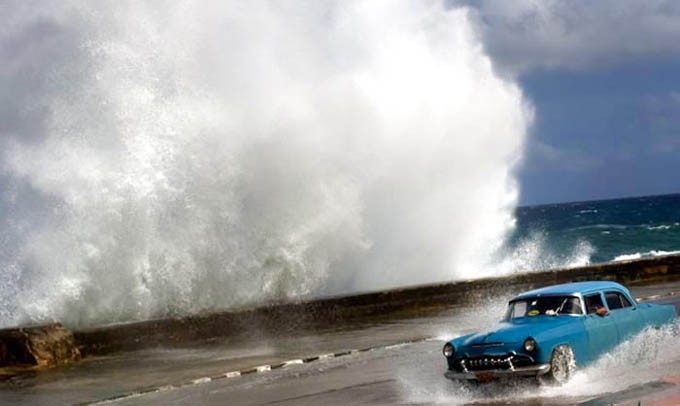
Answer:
[0,1,531,327]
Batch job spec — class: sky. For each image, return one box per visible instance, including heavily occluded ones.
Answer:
[462,0,680,205]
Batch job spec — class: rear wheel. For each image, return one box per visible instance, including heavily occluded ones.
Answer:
[539,345,575,385]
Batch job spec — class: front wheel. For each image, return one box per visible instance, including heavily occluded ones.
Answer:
[539,345,575,385]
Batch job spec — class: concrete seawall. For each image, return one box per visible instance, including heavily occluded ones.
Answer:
[72,254,680,356]
[2,255,680,370]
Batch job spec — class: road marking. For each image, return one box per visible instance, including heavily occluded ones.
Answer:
[333,350,352,357]
[86,337,433,405]
[282,359,303,367]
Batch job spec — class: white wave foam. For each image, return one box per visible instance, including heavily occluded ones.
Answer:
[0,1,530,327]
[614,253,643,261]
[492,232,594,275]
[646,224,673,231]
[613,250,680,262]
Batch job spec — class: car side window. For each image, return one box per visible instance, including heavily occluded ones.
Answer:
[605,292,623,310]
[618,293,633,308]
[560,297,583,315]
[584,293,604,314]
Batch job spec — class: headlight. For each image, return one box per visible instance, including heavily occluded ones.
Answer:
[523,337,536,352]
[443,343,455,358]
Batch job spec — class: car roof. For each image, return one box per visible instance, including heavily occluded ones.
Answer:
[512,281,628,300]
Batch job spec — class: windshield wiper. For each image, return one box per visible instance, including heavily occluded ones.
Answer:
[555,298,569,315]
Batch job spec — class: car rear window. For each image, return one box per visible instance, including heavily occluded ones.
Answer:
[605,291,633,310]
[620,294,633,307]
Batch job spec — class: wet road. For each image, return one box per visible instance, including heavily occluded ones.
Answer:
[116,331,680,406]
[1,281,680,405]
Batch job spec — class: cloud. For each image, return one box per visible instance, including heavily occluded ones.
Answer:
[460,0,680,75]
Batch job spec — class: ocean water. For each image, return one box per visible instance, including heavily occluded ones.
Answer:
[509,193,680,268]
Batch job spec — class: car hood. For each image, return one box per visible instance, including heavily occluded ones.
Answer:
[458,316,580,347]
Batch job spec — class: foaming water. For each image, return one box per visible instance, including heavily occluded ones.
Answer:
[550,323,680,398]
[613,249,680,262]
[433,297,510,342]
[0,1,530,327]
[493,232,595,275]
[400,322,680,405]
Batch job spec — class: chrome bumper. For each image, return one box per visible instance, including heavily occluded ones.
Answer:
[444,363,550,380]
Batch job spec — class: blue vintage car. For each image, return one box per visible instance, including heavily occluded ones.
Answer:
[443,281,676,384]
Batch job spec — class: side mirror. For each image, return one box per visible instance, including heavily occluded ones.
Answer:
[596,307,609,317]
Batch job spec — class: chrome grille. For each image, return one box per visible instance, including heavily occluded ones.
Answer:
[453,354,534,372]
[463,355,513,371]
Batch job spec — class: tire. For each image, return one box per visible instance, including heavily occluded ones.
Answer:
[539,345,575,385]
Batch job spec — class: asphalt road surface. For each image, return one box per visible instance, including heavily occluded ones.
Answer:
[2,281,680,405]
[116,333,680,406]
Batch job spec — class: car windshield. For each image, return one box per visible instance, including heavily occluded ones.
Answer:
[504,296,583,320]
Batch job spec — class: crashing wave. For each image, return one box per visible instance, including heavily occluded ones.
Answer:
[493,232,594,275]
[0,1,530,328]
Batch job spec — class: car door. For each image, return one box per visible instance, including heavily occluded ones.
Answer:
[604,290,639,341]
[583,291,619,362]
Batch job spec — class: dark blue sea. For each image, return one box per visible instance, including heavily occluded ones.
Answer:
[508,193,680,269]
